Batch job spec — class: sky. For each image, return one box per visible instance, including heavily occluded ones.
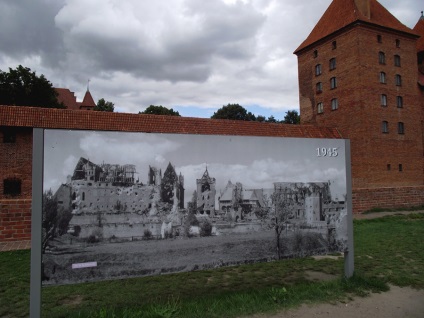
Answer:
[0,0,422,119]
[43,130,347,204]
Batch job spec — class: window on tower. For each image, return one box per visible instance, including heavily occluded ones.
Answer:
[395,74,402,86]
[329,58,336,70]
[380,72,386,84]
[332,41,337,49]
[317,102,324,114]
[315,64,322,76]
[398,122,404,134]
[394,55,401,67]
[330,77,337,89]
[395,39,400,47]
[313,50,318,58]
[316,82,322,93]
[382,121,388,133]
[331,98,338,110]
[377,35,382,43]
[379,52,386,64]
[397,96,403,108]
[381,94,387,107]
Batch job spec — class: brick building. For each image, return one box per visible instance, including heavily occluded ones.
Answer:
[1,0,424,242]
[294,0,424,211]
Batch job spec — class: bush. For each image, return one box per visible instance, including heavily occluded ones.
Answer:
[143,229,152,239]
[200,221,212,237]
[87,235,99,243]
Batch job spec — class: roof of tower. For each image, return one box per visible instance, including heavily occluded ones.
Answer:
[294,0,418,54]
[55,88,79,110]
[81,90,96,109]
[413,11,424,52]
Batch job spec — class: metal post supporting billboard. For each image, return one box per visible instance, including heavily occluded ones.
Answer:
[344,140,354,278]
[30,128,44,318]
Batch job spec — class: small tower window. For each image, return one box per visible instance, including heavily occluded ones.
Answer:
[381,94,387,107]
[315,64,322,76]
[394,55,401,67]
[396,96,403,108]
[329,58,336,70]
[379,52,386,64]
[332,41,337,49]
[387,164,391,171]
[380,72,386,84]
[313,50,318,58]
[316,82,323,93]
[399,164,403,172]
[317,102,324,114]
[398,122,404,134]
[382,121,388,133]
[395,74,402,86]
[331,98,338,110]
[377,35,382,43]
[330,77,337,89]
[395,39,400,47]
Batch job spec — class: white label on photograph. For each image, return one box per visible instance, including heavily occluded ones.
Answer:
[72,261,97,269]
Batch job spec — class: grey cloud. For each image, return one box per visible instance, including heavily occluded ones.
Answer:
[0,0,65,68]
[54,0,265,83]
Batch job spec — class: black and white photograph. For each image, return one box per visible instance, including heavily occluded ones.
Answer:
[42,129,349,285]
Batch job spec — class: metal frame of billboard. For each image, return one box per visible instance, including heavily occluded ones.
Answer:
[29,128,354,317]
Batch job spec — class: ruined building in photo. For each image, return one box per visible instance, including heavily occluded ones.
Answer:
[196,167,216,216]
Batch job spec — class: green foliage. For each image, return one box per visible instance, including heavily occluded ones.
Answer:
[140,105,181,116]
[283,110,300,124]
[211,103,256,121]
[210,104,300,124]
[0,65,64,108]
[95,98,115,112]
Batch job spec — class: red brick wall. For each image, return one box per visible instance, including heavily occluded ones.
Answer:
[0,127,33,199]
[0,199,31,241]
[352,186,424,214]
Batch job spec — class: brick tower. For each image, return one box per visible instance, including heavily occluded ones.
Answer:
[294,0,424,189]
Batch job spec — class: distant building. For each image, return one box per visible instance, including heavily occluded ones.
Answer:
[55,88,96,110]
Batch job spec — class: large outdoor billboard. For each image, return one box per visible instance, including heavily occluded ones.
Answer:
[39,129,351,285]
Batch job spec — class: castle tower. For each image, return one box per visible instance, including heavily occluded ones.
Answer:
[294,0,423,189]
[196,167,216,216]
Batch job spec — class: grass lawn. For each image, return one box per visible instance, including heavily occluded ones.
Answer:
[1,214,423,317]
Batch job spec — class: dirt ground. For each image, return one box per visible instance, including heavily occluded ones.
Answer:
[254,285,424,318]
[252,211,424,318]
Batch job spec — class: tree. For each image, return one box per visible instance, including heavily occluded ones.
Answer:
[211,104,256,121]
[266,115,278,123]
[271,188,295,259]
[0,65,64,108]
[283,110,300,124]
[139,105,180,116]
[94,98,114,112]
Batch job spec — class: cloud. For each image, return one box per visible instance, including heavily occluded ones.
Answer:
[53,0,265,83]
[0,0,421,116]
[78,132,181,168]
